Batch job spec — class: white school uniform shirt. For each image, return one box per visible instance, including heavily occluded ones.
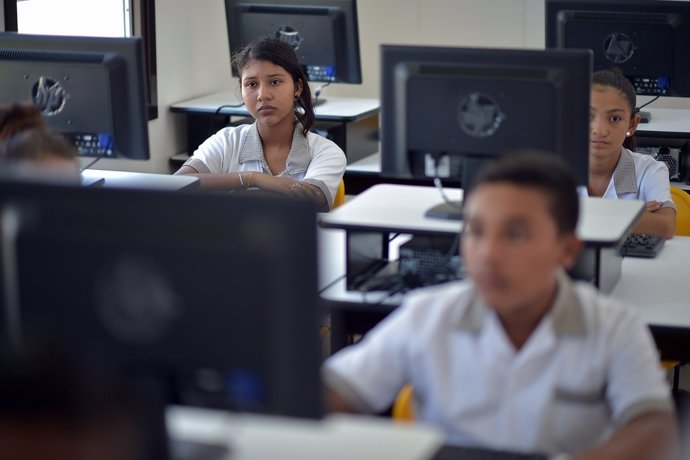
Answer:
[323,272,673,456]
[183,122,346,209]
[582,147,675,210]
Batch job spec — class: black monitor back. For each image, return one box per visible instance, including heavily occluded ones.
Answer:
[0,33,150,159]
[545,0,690,97]
[381,45,591,188]
[0,180,321,419]
[225,0,362,84]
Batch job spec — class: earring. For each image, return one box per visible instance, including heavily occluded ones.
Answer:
[626,131,631,137]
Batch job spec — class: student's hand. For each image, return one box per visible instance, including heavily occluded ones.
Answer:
[644,201,663,213]
[288,181,322,200]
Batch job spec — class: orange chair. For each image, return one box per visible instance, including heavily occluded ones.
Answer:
[670,186,690,236]
[392,384,415,422]
[332,180,346,209]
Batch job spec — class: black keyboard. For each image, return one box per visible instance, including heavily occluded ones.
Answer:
[619,233,665,258]
[432,445,547,460]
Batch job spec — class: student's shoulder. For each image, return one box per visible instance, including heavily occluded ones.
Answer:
[571,279,645,332]
[305,131,345,155]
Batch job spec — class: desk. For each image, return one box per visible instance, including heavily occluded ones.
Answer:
[637,107,690,140]
[81,169,199,191]
[170,91,380,164]
[168,406,443,460]
[168,406,547,460]
[319,184,643,351]
[610,236,690,361]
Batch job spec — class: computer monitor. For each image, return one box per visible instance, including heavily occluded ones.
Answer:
[225,0,362,84]
[545,0,690,98]
[0,178,321,421]
[380,44,591,219]
[0,33,150,160]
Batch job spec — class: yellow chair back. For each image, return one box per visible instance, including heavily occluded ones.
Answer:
[333,180,346,209]
[670,186,690,236]
[392,384,415,422]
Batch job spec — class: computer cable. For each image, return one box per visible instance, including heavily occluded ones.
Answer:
[79,155,103,172]
[635,94,661,114]
[209,103,245,135]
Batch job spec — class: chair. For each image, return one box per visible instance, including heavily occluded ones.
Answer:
[660,187,690,391]
[392,384,415,422]
[332,180,346,209]
[670,186,690,236]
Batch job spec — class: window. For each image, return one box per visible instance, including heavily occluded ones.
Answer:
[2,0,158,119]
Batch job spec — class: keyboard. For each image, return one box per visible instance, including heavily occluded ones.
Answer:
[432,445,547,460]
[619,233,666,258]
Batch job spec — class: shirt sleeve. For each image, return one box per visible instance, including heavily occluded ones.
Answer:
[639,160,675,210]
[182,127,234,174]
[604,304,674,426]
[322,300,418,413]
[301,134,346,210]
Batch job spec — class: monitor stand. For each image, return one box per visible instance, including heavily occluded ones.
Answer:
[424,156,490,221]
[638,110,652,123]
[169,439,229,460]
[425,201,463,220]
[313,97,327,107]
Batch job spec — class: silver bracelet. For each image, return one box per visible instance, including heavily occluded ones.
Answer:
[238,172,245,188]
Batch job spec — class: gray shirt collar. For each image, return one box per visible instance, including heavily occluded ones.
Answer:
[612,147,638,195]
[238,122,311,175]
[457,270,587,336]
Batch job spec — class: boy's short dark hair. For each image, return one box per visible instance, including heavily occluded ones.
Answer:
[467,152,580,235]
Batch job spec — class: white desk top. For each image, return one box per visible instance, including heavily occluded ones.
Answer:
[320,184,643,246]
[171,90,380,122]
[636,107,690,137]
[81,169,199,191]
[168,406,443,460]
[610,236,690,330]
[345,151,381,174]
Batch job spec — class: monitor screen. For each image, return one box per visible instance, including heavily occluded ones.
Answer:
[225,0,362,84]
[380,44,591,207]
[0,179,321,420]
[0,33,150,160]
[545,0,690,98]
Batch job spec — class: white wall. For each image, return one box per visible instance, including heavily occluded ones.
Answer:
[104,0,689,173]
[94,0,234,172]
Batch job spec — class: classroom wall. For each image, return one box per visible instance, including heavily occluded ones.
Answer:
[92,0,234,172]
[97,0,690,173]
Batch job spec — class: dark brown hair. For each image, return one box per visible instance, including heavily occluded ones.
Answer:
[0,128,77,162]
[468,152,580,235]
[232,36,315,135]
[0,103,46,142]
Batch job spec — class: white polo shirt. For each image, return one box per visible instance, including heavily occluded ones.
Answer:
[323,272,673,455]
[183,122,346,209]
[583,147,675,210]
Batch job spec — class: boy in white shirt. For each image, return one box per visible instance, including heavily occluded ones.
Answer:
[323,153,678,459]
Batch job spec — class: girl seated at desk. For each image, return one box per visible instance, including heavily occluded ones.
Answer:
[587,68,676,238]
[175,36,346,212]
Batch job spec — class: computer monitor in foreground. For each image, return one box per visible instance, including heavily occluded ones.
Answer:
[546,0,690,98]
[0,33,150,159]
[225,0,362,84]
[380,44,591,219]
[0,179,321,421]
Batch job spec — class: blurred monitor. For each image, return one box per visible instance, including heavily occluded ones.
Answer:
[545,0,690,98]
[0,32,150,159]
[380,44,591,219]
[225,0,362,84]
[0,179,321,423]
